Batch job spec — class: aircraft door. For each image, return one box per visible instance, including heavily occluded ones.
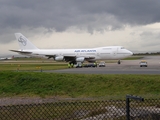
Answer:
[96,49,100,59]
[113,48,118,56]
[111,48,118,58]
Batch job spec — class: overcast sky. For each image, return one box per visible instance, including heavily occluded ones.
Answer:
[1,0,160,56]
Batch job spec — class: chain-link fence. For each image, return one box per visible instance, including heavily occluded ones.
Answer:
[0,98,159,120]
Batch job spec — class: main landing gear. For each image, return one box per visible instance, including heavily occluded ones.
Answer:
[118,60,121,64]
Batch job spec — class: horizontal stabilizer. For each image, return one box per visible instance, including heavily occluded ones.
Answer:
[10,50,32,54]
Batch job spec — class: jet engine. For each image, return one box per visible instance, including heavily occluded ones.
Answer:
[55,56,64,61]
[76,57,85,62]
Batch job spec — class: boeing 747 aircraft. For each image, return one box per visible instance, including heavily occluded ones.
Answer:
[10,33,133,64]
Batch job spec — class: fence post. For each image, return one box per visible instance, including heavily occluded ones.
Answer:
[126,96,130,120]
[126,95,144,120]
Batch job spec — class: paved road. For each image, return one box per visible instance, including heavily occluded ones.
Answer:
[50,56,160,74]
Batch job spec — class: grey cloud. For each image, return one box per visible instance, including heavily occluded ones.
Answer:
[0,0,160,34]
[140,31,154,37]
[139,31,160,47]
[140,31,160,39]
[0,0,160,43]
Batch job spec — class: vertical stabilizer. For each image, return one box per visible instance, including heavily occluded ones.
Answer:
[15,33,39,50]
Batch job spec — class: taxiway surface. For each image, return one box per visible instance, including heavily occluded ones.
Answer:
[51,56,160,74]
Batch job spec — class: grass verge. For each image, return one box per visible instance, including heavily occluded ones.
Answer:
[0,71,159,99]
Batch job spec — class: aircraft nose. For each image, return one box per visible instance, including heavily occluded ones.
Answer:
[125,50,133,56]
[129,51,133,55]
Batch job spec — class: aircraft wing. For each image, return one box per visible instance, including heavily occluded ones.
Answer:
[45,55,95,62]
[85,57,96,62]
[10,50,32,54]
[45,55,76,61]
[64,56,95,62]
[10,48,96,62]
[63,56,76,62]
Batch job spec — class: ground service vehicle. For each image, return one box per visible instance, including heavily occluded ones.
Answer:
[99,61,106,67]
[74,62,83,68]
[140,60,147,67]
[83,63,97,67]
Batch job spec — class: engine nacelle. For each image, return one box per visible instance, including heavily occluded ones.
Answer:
[76,57,85,62]
[55,56,64,61]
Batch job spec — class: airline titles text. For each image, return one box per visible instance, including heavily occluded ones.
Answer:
[74,50,96,52]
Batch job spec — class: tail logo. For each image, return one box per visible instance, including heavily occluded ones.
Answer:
[18,36,27,46]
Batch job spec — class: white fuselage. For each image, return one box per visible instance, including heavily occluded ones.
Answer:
[20,46,133,60]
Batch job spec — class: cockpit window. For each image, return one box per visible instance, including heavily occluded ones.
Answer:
[121,47,125,49]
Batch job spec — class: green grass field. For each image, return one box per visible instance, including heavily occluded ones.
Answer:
[0,56,159,99]
[0,71,159,99]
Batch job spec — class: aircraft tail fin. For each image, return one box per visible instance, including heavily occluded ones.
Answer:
[15,33,39,50]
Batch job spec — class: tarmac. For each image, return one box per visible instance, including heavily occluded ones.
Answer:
[50,56,160,74]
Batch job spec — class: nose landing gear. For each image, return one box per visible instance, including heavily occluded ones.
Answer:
[118,60,121,64]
